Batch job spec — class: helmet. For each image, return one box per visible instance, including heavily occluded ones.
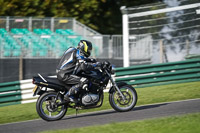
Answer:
[77,40,92,57]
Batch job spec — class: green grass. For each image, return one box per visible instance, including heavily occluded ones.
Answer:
[41,113,200,133]
[136,81,200,105]
[0,81,200,124]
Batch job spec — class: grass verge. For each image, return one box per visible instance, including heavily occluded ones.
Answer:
[41,113,200,133]
[0,81,200,124]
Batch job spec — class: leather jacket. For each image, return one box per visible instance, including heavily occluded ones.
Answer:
[56,47,97,79]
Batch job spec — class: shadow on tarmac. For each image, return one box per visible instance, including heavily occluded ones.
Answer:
[62,103,168,121]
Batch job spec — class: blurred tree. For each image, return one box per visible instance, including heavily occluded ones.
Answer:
[0,0,159,34]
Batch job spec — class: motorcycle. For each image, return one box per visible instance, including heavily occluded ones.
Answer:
[32,61,137,121]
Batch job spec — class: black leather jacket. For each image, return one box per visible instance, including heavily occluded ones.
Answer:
[56,47,96,79]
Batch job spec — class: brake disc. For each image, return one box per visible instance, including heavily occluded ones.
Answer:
[117,92,131,106]
[46,101,58,112]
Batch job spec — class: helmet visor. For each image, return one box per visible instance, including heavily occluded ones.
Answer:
[82,41,92,57]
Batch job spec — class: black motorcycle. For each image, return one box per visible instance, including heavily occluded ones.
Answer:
[32,62,137,121]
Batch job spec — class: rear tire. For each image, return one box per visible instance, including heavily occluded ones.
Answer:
[109,85,137,112]
[36,92,67,121]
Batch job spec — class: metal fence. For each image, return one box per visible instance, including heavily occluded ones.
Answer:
[0,17,100,35]
[121,0,200,66]
[0,17,123,59]
[115,58,200,88]
[0,34,123,59]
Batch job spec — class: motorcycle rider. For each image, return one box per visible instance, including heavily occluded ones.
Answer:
[56,40,101,103]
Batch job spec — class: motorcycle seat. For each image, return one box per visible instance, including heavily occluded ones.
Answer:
[45,77,71,89]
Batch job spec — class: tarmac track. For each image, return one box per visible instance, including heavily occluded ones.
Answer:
[0,98,200,133]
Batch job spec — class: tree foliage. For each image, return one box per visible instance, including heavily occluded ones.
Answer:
[0,0,159,34]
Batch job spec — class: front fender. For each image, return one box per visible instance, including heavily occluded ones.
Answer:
[108,82,129,94]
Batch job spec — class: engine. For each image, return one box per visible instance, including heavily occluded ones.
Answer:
[82,93,99,106]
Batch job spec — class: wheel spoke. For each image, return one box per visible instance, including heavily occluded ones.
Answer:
[110,86,137,111]
[38,92,68,121]
[43,106,47,111]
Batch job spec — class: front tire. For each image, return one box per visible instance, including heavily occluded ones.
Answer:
[109,85,137,112]
[36,92,67,121]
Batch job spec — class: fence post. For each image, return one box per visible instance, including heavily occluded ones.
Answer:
[186,39,190,55]
[51,17,54,32]
[28,17,32,31]
[6,16,9,31]
[19,56,23,80]
[121,7,130,67]
[109,36,113,58]
[72,18,76,33]
[160,39,164,63]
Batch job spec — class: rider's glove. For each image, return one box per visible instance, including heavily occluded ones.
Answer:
[95,62,103,69]
[90,58,97,63]
[80,61,94,71]
[85,58,96,63]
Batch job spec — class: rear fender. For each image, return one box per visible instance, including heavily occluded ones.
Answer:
[33,76,65,92]
[33,76,49,89]
[33,86,46,96]
[33,76,43,83]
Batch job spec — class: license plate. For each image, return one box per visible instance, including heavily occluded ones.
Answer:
[33,86,38,93]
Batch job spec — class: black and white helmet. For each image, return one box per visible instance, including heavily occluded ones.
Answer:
[77,40,92,57]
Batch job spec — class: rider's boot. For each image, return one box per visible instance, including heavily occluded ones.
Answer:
[64,84,80,103]
[64,78,89,103]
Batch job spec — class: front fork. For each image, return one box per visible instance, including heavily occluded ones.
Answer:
[106,70,126,101]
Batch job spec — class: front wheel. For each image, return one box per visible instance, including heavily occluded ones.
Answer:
[109,85,137,112]
[36,92,67,121]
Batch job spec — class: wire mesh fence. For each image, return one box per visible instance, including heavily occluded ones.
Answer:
[123,0,200,64]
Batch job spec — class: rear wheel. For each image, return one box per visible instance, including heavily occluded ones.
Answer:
[36,92,67,121]
[109,85,137,112]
